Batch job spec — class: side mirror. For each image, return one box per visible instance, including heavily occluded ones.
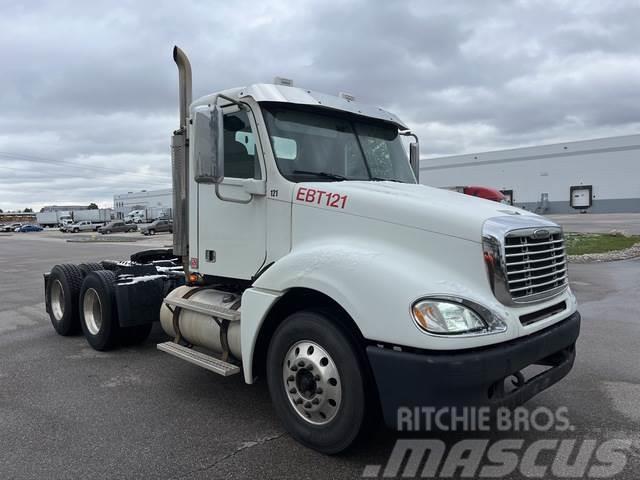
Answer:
[409,141,420,183]
[194,106,224,183]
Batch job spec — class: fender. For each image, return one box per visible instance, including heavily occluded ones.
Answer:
[241,233,519,383]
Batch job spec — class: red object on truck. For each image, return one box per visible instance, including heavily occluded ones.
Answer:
[462,186,506,203]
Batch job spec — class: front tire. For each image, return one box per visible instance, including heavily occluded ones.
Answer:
[79,270,119,351]
[148,229,155,235]
[46,264,84,335]
[266,310,368,454]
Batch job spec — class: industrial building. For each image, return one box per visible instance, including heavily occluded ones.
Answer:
[113,188,172,219]
[40,205,90,212]
[420,134,640,214]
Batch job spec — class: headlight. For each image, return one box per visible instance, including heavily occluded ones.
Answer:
[412,300,486,335]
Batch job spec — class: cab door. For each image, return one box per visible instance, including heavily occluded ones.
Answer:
[197,105,267,280]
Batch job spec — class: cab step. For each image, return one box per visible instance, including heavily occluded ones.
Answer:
[157,342,240,376]
[163,296,240,321]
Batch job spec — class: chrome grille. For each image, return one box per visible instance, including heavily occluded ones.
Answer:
[503,229,567,302]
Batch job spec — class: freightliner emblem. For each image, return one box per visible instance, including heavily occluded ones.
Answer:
[532,229,551,239]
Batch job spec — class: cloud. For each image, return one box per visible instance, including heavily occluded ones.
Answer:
[0,0,637,210]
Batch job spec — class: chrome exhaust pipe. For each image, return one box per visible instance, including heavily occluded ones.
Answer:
[171,46,192,264]
[173,46,192,130]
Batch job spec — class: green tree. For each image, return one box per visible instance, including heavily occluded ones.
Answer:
[87,203,99,210]
[24,208,33,213]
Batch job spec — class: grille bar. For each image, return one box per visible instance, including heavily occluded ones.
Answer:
[505,245,565,257]
[505,238,564,249]
[508,267,567,284]
[507,260,566,276]
[510,274,568,293]
[506,256,566,267]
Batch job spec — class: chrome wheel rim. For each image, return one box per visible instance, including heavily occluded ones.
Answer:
[50,280,65,321]
[83,288,102,335]
[282,340,342,425]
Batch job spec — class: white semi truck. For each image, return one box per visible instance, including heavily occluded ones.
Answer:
[125,207,171,224]
[44,47,580,453]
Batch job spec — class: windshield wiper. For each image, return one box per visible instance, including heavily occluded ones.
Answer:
[292,170,348,181]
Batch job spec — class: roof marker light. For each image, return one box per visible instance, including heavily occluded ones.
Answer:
[339,92,356,102]
[274,77,294,87]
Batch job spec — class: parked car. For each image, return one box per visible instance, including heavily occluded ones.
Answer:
[98,221,137,234]
[2,223,22,232]
[18,224,44,232]
[63,220,99,233]
[140,219,173,235]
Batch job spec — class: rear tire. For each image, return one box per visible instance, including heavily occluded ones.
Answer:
[46,264,84,336]
[266,310,368,454]
[119,323,153,346]
[78,262,103,277]
[79,270,119,351]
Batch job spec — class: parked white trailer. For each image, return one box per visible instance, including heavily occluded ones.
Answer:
[43,46,580,454]
[73,208,113,223]
[37,208,112,227]
[36,211,66,227]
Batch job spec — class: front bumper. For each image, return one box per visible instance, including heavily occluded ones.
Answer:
[367,311,580,429]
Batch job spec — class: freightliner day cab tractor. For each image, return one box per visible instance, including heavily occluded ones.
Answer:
[44,47,581,454]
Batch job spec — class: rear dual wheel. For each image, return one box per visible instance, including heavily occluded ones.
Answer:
[79,270,119,351]
[78,262,103,277]
[79,270,152,350]
[47,264,84,335]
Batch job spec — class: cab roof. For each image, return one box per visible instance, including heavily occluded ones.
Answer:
[191,83,408,129]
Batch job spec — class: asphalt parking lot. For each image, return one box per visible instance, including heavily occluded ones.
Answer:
[0,228,639,479]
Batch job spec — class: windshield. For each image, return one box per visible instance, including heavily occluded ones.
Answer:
[261,103,416,183]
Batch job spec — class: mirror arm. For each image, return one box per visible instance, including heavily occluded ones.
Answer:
[399,130,420,182]
[217,93,249,110]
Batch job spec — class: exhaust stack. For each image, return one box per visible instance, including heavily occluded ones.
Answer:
[173,46,192,130]
[171,46,192,264]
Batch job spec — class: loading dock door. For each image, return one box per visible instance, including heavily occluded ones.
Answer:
[570,185,593,209]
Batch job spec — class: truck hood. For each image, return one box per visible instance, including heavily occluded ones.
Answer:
[295,181,540,242]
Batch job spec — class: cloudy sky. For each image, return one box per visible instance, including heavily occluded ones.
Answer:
[1,0,639,212]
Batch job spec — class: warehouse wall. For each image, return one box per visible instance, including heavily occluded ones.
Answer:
[420,134,640,214]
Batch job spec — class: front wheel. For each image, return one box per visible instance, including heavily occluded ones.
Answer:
[148,229,155,235]
[266,310,368,454]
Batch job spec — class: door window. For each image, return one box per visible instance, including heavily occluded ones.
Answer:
[223,110,261,179]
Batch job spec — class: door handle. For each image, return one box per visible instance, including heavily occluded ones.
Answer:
[243,179,266,196]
